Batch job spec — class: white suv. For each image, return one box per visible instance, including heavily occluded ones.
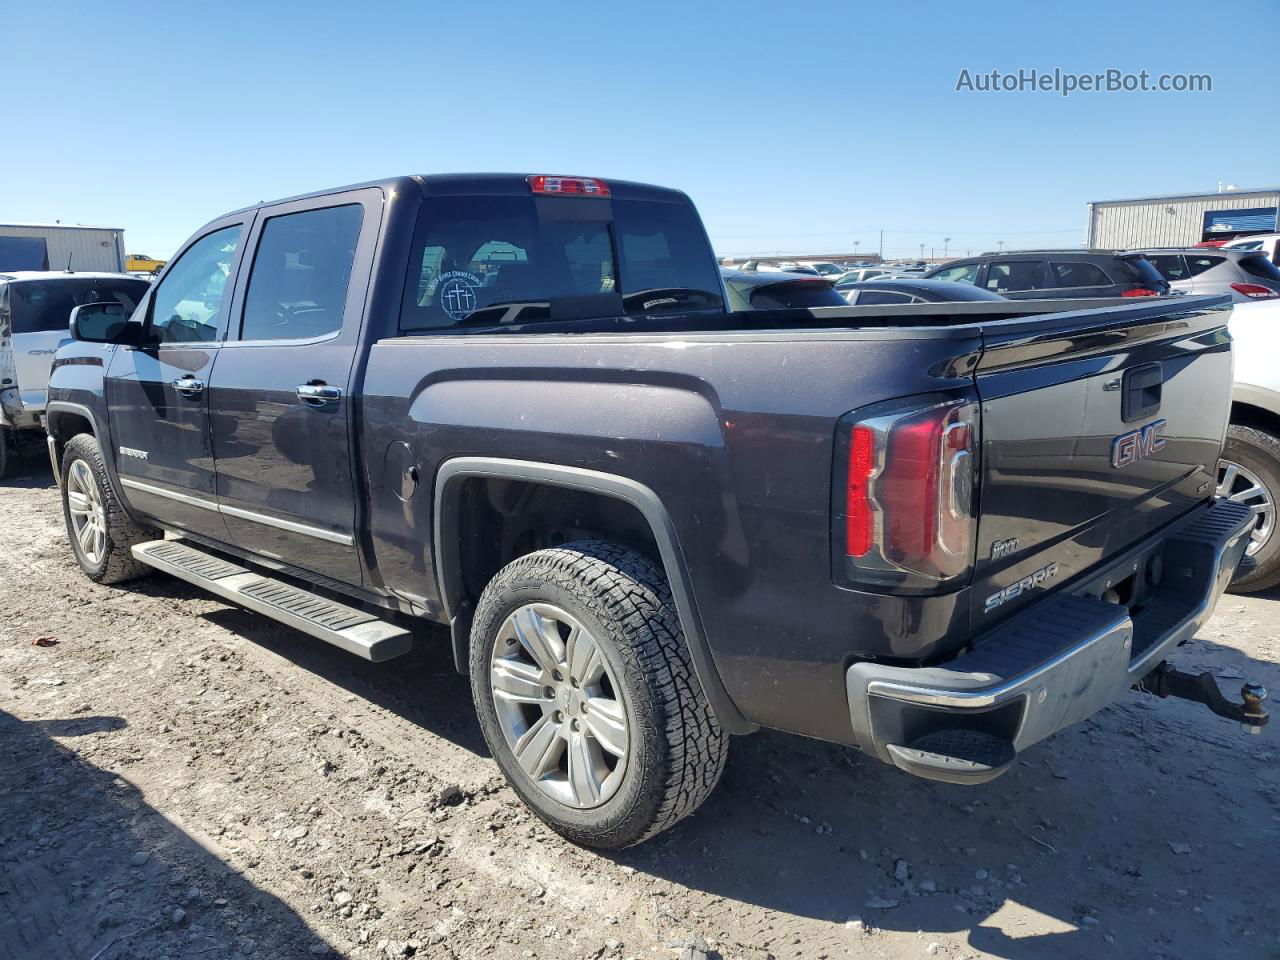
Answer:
[1223,298,1280,591]
[1223,232,1280,264]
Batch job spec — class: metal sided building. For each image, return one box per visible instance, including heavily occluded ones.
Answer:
[1086,188,1280,249]
[0,222,126,273]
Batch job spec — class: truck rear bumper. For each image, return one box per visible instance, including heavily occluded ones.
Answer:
[845,497,1256,784]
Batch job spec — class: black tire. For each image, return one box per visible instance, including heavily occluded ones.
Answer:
[469,541,729,848]
[60,433,159,584]
[1222,424,1280,594]
[0,427,10,481]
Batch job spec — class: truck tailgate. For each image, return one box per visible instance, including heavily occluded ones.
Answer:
[970,296,1233,626]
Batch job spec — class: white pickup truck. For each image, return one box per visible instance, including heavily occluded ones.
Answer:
[1223,298,1280,591]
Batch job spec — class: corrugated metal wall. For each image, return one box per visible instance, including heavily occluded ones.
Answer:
[1087,192,1280,249]
[0,225,125,272]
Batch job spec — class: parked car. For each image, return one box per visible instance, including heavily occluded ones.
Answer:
[1223,232,1280,265]
[125,253,167,275]
[0,271,150,478]
[47,173,1261,850]
[836,277,1008,305]
[720,267,847,310]
[833,266,893,285]
[1139,248,1280,302]
[1223,298,1280,592]
[737,259,822,276]
[924,250,1169,299]
[794,260,847,279]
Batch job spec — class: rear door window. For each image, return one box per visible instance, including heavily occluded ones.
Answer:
[1050,261,1113,287]
[240,204,364,342]
[1186,255,1225,276]
[984,261,1042,293]
[854,290,914,305]
[400,194,722,332]
[1144,255,1189,282]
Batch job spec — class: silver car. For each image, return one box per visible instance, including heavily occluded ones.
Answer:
[1139,248,1280,303]
[0,271,151,478]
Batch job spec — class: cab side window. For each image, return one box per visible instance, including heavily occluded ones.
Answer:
[985,261,1042,293]
[150,225,242,344]
[240,204,364,342]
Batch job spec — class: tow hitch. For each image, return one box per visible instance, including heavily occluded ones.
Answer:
[1138,662,1269,734]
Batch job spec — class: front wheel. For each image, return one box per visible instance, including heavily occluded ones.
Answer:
[61,433,159,584]
[469,541,729,848]
[1220,423,1280,593]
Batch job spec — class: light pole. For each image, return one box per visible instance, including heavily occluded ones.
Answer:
[919,242,925,260]
[997,240,1005,253]
[943,237,951,258]
[854,240,860,260]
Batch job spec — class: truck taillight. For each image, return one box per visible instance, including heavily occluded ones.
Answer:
[528,175,610,196]
[1121,288,1160,298]
[836,397,979,592]
[1230,283,1279,300]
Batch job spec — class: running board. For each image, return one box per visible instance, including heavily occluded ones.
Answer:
[132,540,412,662]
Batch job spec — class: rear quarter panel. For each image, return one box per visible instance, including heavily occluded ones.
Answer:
[360,329,982,742]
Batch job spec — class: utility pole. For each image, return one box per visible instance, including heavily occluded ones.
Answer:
[919,242,925,260]
[943,237,951,258]
[879,229,884,260]
[854,240,860,260]
[997,240,1004,253]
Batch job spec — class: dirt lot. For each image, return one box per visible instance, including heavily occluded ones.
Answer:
[2,457,1278,960]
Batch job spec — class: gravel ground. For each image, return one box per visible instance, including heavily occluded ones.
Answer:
[2,457,1278,960]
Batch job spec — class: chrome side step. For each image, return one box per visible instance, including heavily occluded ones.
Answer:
[132,540,412,662]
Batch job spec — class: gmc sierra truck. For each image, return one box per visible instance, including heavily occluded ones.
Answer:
[46,174,1268,849]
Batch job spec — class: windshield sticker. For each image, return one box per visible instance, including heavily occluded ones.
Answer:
[428,271,483,322]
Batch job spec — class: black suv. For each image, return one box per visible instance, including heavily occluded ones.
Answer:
[924,249,1169,300]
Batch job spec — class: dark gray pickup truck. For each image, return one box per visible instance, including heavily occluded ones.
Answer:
[46,174,1267,848]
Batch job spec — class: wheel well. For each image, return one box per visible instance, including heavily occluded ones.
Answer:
[47,410,94,466]
[450,477,662,613]
[1231,402,1280,440]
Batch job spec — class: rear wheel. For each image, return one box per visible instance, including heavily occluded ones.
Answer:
[61,434,159,584]
[469,541,728,848]
[1220,423,1280,593]
[0,427,10,480]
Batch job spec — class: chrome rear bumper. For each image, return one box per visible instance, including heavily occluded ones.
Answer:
[846,498,1256,783]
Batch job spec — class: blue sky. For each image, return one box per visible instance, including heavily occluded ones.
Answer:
[4,0,1277,260]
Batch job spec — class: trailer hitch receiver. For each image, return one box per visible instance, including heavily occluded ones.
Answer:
[1138,662,1269,735]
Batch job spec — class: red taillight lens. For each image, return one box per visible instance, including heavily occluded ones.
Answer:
[1230,282,1279,300]
[1121,288,1160,298]
[837,399,978,590]
[528,175,610,196]
[846,426,875,556]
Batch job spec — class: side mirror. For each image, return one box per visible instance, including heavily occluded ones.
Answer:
[69,302,142,345]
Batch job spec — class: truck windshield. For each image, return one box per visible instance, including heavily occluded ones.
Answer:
[10,277,151,334]
[399,194,723,331]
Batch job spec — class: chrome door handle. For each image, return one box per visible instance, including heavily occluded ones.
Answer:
[171,376,204,397]
[296,382,342,406]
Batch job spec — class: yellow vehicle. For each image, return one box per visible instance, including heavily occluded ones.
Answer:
[125,253,165,275]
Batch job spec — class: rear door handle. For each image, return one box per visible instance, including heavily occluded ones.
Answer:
[171,376,204,397]
[297,382,342,406]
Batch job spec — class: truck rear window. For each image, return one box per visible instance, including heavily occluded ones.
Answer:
[399,195,723,331]
[9,277,151,334]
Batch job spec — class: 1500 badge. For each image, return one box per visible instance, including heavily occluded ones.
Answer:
[985,561,1060,613]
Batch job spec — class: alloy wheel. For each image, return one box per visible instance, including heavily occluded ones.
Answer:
[489,602,629,808]
[66,459,107,566]
[1217,458,1275,556]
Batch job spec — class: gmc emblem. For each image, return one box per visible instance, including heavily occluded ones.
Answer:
[1111,419,1167,468]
